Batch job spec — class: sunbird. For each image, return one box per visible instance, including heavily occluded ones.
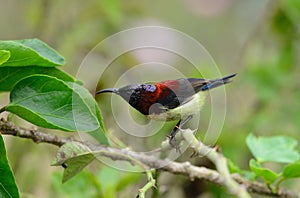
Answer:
[96,73,236,146]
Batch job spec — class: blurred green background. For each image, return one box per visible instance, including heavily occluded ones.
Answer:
[0,0,300,197]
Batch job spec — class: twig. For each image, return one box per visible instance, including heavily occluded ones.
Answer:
[0,118,67,146]
[137,169,156,198]
[0,118,298,198]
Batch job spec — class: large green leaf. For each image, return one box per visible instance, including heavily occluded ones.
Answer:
[282,161,300,179]
[0,66,74,92]
[66,82,108,145]
[6,75,103,134]
[0,39,65,67]
[51,142,95,183]
[0,50,10,65]
[249,159,279,184]
[246,133,299,163]
[0,134,20,198]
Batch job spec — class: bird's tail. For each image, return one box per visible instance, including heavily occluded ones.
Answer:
[96,88,119,95]
[201,73,237,91]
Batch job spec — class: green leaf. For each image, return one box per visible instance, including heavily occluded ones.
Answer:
[246,133,299,163]
[282,161,300,179]
[227,159,241,174]
[6,75,100,133]
[249,159,279,184]
[0,39,65,67]
[0,134,20,198]
[67,82,108,145]
[0,50,10,65]
[51,142,95,183]
[0,66,74,92]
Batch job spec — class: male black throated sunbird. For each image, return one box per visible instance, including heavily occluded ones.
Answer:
[96,74,236,146]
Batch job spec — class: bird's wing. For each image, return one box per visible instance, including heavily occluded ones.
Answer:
[154,74,237,111]
[188,74,237,92]
[157,78,198,109]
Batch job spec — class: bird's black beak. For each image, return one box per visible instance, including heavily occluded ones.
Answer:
[96,88,119,95]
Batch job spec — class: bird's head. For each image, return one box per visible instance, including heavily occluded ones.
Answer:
[96,84,139,102]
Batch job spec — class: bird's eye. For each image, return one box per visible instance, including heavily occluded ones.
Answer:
[62,163,68,168]
[144,84,156,92]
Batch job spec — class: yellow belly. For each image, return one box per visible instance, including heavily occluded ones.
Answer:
[147,93,206,121]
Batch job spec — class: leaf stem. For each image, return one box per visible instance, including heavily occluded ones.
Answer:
[275,176,285,191]
[137,169,156,198]
[0,106,6,114]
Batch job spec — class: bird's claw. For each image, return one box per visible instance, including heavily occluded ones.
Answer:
[167,116,194,154]
[190,150,199,158]
[168,134,182,154]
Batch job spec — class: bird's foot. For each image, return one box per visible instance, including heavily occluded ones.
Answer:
[168,115,193,154]
[168,134,182,154]
[190,150,198,158]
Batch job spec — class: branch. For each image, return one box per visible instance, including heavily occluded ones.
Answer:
[0,118,298,198]
[0,118,68,146]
